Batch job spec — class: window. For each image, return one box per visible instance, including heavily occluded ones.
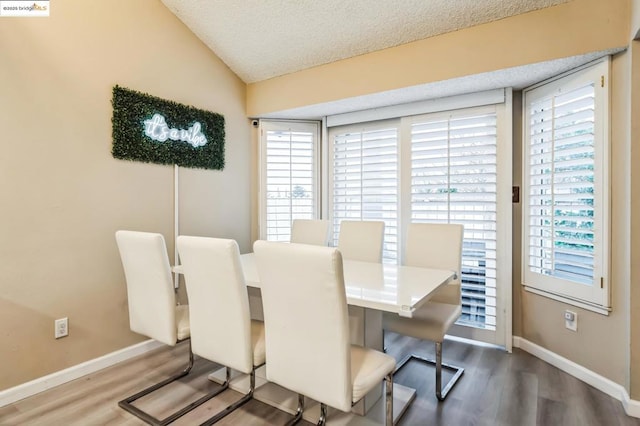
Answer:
[259,120,320,241]
[330,122,399,261]
[409,107,498,329]
[327,92,511,344]
[522,59,610,313]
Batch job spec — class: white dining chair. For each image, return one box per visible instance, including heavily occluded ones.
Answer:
[337,220,385,262]
[382,222,465,401]
[337,220,386,347]
[254,240,395,425]
[176,236,266,425]
[290,219,330,245]
[115,230,217,425]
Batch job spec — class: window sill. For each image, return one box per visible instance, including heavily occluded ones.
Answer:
[523,286,611,316]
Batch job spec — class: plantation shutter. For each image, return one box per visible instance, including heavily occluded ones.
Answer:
[261,122,319,241]
[523,59,609,312]
[331,125,399,261]
[527,83,596,285]
[410,110,498,330]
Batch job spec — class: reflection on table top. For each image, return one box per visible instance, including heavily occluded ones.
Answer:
[239,253,454,318]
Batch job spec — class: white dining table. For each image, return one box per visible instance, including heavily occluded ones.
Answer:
[174,252,454,424]
[240,252,454,318]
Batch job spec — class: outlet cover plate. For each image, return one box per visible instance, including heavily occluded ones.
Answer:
[565,310,577,331]
[55,317,68,339]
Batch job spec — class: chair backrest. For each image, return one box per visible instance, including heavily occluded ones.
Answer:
[290,219,330,246]
[254,241,352,412]
[404,223,464,305]
[176,236,254,374]
[115,230,178,346]
[337,220,385,262]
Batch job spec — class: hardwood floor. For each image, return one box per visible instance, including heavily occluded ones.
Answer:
[1,333,638,425]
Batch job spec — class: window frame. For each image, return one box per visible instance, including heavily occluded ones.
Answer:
[256,90,513,348]
[400,105,504,331]
[327,119,400,261]
[325,94,513,347]
[258,119,321,241]
[521,58,611,314]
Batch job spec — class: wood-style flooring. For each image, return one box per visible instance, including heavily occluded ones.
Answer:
[1,333,638,426]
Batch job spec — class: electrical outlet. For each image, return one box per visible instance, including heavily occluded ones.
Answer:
[564,310,577,331]
[55,317,68,339]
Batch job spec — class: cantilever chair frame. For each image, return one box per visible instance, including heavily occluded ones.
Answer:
[314,374,393,426]
[116,230,222,426]
[394,342,464,401]
[198,361,266,426]
[286,374,393,426]
[118,339,225,426]
[176,235,266,426]
[389,267,464,402]
[385,223,465,401]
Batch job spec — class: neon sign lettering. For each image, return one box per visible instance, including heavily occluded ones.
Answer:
[143,114,207,148]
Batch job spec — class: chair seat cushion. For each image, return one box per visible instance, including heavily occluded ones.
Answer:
[251,319,266,367]
[350,345,396,403]
[383,302,461,342]
[176,304,190,341]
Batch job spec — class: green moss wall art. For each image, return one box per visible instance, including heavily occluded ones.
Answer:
[111,85,225,170]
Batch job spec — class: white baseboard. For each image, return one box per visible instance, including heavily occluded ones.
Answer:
[623,391,640,418]
[0,339,163,408]
[513,336,639,418]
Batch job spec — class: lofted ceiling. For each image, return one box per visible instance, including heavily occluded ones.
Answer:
[161,0,620,118]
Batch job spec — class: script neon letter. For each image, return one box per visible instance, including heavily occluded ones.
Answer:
[143,114,207,148]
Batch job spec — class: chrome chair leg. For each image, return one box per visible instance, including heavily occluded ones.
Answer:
[385,373,394,426]
[315,374,392,426]
[317,403,328,425]
[285,394,305,426]
[314,373,391,426]
[118,340,225,426]
[199,365,260,426]
[394,341,464,401]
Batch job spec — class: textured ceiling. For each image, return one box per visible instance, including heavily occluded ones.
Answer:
[161,0,571,83]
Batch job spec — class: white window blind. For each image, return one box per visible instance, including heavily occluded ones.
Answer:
[410,109,498,330]
[260,121,319,242]
[326,91,511,345]
[331,125,398,261]
[523,59,609,312]
[528,85,595,284]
